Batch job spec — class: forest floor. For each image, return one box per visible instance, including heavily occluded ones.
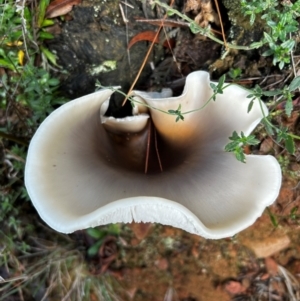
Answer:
[1,0,300,300]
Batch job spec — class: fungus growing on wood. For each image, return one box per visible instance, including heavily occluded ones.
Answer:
[25,71,281,239]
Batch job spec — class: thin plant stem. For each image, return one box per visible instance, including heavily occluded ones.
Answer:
[154,127,163,172]
[145,120,151,174]
[154,0,259,51]
[213,0,227,50]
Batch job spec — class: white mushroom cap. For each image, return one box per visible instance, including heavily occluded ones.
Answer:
[25,71,282,239]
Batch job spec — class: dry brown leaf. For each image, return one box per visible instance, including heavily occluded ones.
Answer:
[128,31,159,50]
[45,0,81,18]
[128,31,175,50]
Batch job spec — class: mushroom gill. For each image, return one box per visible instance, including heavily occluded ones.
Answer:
[25,71,282,239]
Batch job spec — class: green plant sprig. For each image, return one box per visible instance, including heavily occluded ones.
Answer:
[154,0,299,69]
[96,75,230,123]
[225,131,260,163]
[0,0,58,71]
[1,63,67,131]
[246,76,300,155]
[97,73,300,163]
[241,0,300,69]
[153,0,255,51]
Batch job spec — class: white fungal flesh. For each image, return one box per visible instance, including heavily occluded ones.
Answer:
[25,71,282,239]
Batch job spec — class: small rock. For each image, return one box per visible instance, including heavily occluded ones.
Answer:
[244,235,290,258]
[224,280,246,295]
[154,258,169,270]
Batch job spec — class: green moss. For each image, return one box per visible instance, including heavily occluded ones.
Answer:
[222,0,265,45]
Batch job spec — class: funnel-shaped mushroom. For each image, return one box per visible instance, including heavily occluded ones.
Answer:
[25,71,281,239]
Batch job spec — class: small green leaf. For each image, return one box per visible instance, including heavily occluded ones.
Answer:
[288,76,300,92]
[189,22,202,34]
[86,228,106,239]
[37,0,50,28]
[246,135,260,145]
[247,99,254,113]
[228,68,241,79]
[225,131,259,163]
[230,131,239,140]
[0,59,16,71]
[168,104,184,122]
[267,20,277,27]
[218,74,226,88]
[279,61,285,70]
[87,240,103,257]
[24,7,32,22]
[224,141,237,152]
[210,83,216,90]
[262,49,274,56]
[285,98,293,116]
[262,89,282,96]
[290,206,298,220]
[263,32,273,44]
[48,78,60,86]
[107,223,120,235]
[40,46,59,66]
[235,149,246,163]
[281,39,295,51]
[250,13,255,25]
[39,31,54,40]
[175,115,184,122]
[276,127,288,143]
[41,19,55,27]
[285,135,295,154]
[285,25,298,33]
[250,41,264,48]
[167,10,175,16]
[267,208,278,228]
